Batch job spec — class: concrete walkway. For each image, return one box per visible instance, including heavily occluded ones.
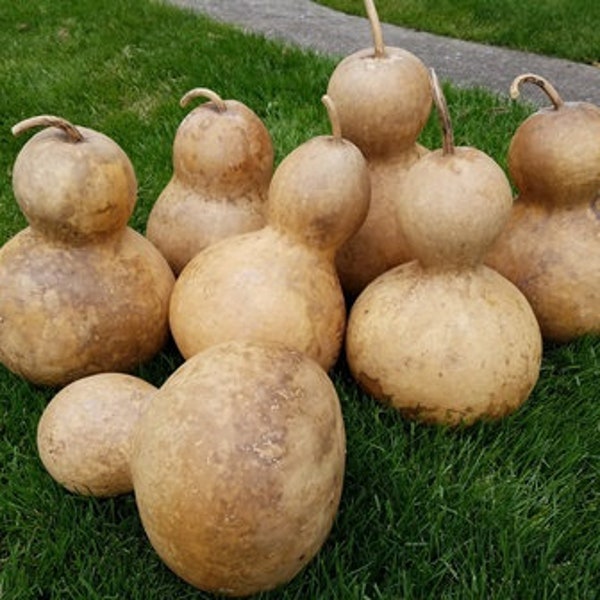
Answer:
[167,0,600,107]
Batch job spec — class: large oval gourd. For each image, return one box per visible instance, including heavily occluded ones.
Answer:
[131,340,346,596]
[0,115,175,386]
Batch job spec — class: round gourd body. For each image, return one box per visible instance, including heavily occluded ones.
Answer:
[146,98,273,274]
[265,135,370,253]
[130,340,346,596]
[37,373,157,497]
[486,200,600,340]
[326,46,431,159]
[146,178,266,274]
[169,228,346,370]
[398,146,514,268]
[346,262,542,425]
[0,227,174,386]
[12,124,136,243]
[508,101,600,206]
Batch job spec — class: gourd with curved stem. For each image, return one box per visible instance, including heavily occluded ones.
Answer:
[327,0,432,296]
[146,87,274,275]
[169,95,370,371]
[486,73,600,341]
[346,71,542,426]
[0,115,175,386]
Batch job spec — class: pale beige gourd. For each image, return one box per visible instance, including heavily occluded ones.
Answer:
[486,73,600,341]
[327,0,432,296]
[0,116,175,386]
[131,340,346,597]
[146,88,274,274]
[37,373,157,497]
[346,71,542,426]
[169,96,370,370]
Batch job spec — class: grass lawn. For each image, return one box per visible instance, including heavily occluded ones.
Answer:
[1,1,599,598]
[315,0,600,65]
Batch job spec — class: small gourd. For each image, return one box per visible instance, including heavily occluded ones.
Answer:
[131,340,346,596]
[146,88,274,274]
[0,115,175,386]
[346,72,542,425]
[169,96,370,371]
[486,73,600,341]
[327,0,432,295]
[37,373,157,497]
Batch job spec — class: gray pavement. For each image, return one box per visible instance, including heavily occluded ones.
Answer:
[167,0,600,107]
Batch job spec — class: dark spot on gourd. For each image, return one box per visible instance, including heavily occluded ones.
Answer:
[591,193,600,220]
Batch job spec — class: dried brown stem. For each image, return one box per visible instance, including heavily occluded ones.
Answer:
[510,73,564,109]
[430,69,454,156]
[180,88,227,112]
[322,95,342,140]
[11,115,83,142]
[364,0,386,58]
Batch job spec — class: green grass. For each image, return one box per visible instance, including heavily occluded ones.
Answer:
[315,0,600,64]
[1,1,599,598]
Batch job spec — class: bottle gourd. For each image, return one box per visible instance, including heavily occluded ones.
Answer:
[0,116,175,386]
[346,72,542,425]
[146,88,274,274]
[327,0,431,296]
[486,73,600,341]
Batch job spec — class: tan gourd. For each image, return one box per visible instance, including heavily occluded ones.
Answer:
[0,116,175,386]
[37,373,157,497]
[131,340,346,597]
[486,73,600,341]
[327,0,432,296]
[146,88,274,274]
[169,96,370,370]
[346,71,542,425]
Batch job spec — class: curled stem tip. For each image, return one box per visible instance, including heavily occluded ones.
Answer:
[509,73,564,109]
[321,95,342,140]
[364,0,386,58]
[180,87,227,112]
[430,69,454,155]
[11,115,83,142]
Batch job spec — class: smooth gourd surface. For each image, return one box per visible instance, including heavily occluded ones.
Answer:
[37,373,157,497]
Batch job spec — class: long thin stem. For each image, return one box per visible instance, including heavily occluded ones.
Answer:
[364,0,386,57]
[430,69,455,156]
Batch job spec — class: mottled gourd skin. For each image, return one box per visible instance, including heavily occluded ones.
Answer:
[486,89,600,341]
[37,373,157,497]
[0,116,175,386]
[327,36,432,296]
[169,132,370,371]
[131,341,346,597]
[347,263,542,425]
[346,74,542,426]
[146,93,274,274]
[0,228,174,386]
